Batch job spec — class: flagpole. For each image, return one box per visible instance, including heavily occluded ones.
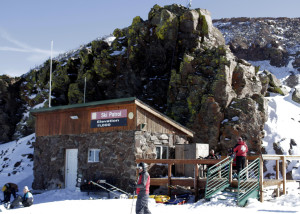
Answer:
[84,76,87,103]
[49,40,53,107]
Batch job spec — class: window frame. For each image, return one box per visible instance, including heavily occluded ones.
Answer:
[156,146,169,159]
[88,148,101,163]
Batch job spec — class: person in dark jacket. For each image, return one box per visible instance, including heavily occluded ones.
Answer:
[233,137,248,175]
[9,186,33,209]
[136,162,151,214]
[1,183,18,203]
[205,149,219,159]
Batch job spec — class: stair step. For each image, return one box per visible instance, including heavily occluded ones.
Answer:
[216,195,237,201]
[222,193,237,197]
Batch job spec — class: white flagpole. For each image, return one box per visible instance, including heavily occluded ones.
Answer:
[84,76,87,103]
[49,40,53,107]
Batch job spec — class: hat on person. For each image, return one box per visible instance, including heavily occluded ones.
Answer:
[137,162,147,170]
[23,186,29,191]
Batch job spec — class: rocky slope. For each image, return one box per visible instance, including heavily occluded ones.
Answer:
[0,75,25,143]
[213,17,300,89]
[214,17,300,67]
[1,5,297,157]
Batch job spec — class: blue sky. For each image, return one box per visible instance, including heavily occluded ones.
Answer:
[0,0,299,77]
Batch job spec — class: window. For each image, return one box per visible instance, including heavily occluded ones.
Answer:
[156,146,168,159]
[88,149,100,162]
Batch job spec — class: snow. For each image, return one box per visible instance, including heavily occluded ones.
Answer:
[249,60,299,82]
[1,134,300,213]
[0,185,299,213]
[221,119,229,124]
[103,35,116,46]
[231,116,239,121]
[110,46,126,56]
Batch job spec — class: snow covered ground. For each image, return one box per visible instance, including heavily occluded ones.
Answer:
[0,184,299,213]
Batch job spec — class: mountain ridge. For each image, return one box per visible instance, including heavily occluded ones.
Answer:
[0,5,299,163]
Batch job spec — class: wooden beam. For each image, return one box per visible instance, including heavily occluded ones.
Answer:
[276,160,280,197]
[282,156,287,195]
[136,157,260,165]
[263,179,283,187]
[150,178,207,187]
[137,159,222,165]
[194,164,199,201]
[168,164,172,196]
[263,179,296,187]
[260,156,264,202]
[262,155,300,160]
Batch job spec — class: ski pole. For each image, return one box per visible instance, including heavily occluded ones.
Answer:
[130,191,136,214]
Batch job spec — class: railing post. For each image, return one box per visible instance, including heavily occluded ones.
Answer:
[259,156,264,202]
[276,159,280,197]
[246,159,249,179]
[168,163,172,196]
[229,159,233,183]
[282,156,287,195]
[194,164,199,201]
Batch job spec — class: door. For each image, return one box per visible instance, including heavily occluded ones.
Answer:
[65,149,78,190]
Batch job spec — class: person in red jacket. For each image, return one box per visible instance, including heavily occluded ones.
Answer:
[233,137,248,175]
[136,162,151,214]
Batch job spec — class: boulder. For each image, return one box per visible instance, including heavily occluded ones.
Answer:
[292,88,300,104]
[263,70,288,96]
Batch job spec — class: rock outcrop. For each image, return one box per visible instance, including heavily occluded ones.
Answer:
[0,4,269,155]
[214,17,300,69]
[292,88,300,104]
[0,75,25,143]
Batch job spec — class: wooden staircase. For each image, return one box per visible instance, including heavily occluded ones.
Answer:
[205,157,260,206]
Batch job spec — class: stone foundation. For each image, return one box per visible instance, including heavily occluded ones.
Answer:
[33,131,189,192]
[33,131,136,192]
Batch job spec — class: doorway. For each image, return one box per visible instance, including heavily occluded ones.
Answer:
[65,149,78,190]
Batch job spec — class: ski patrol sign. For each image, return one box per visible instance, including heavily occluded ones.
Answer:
[90,109,127,128]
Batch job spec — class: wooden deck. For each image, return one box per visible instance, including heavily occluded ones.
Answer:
[150,177,207,189]
[137,155,300,202]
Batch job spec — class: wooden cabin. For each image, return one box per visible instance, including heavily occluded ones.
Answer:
[31,97,194,191]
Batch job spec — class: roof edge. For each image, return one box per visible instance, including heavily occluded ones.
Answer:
[30,97,136,114]
[135,99,194,137]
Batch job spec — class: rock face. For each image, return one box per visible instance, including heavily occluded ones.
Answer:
[214,17,300,69]
[0,75,25,143]
[1,4,270,156]
[213,18,300,99]
[261,70,288,96]
[292,88,300,104]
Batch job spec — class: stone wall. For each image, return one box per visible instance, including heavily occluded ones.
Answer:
[33,130,190,192]
[135,131,189,178]
[33,131,136,192]
[135,131,188,159]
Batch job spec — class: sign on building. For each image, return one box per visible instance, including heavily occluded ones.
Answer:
[90,109,127,128]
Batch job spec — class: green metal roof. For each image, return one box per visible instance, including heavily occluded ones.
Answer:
[30,97,136,114]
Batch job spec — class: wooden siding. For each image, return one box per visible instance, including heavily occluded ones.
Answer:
[34,103,137,136]
[136,106,187,135]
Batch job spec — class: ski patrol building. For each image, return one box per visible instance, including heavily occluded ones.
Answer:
[31,97,194,191]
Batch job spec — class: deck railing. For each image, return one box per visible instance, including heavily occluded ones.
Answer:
[204,157,232,199]
[237,158,260,206]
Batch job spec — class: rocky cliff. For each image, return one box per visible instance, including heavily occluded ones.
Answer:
[213,17,300,91]
[0,75,25,143]
[1,4,292,156]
